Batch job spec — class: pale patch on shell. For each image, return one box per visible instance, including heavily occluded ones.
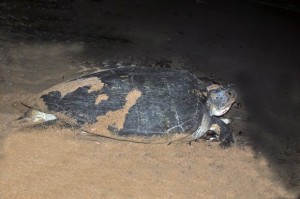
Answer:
[40,77,105,98]
[24,77,105,110]
[95,94,109,105]
[84,89,142,137]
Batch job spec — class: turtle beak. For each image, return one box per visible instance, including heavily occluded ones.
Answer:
[212,106,231,117]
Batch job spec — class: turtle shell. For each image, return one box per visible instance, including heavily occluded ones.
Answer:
[27,67,212,143]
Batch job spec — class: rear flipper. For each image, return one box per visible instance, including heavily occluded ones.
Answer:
[16,109,57,128]
[209,116,234,146]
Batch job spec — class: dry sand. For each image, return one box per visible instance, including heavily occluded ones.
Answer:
[0,40,296,199]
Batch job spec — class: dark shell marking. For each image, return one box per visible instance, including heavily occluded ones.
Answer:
[34,67,211,142]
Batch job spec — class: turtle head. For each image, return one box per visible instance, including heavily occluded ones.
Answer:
[206,85,237,116]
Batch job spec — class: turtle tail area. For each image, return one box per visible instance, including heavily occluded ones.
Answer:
[15,109,57,127]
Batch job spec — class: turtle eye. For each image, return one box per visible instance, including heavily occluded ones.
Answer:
[228,91,232,96]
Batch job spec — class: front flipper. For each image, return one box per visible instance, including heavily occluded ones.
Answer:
[210,116,234,146]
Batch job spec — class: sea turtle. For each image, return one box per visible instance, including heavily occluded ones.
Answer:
[20,66,237,145]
